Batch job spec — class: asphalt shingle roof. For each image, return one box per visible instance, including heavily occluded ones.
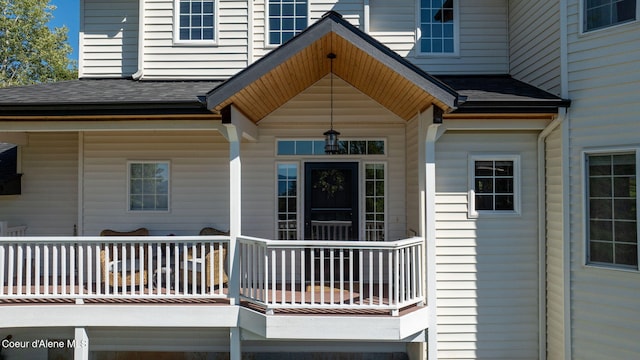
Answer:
[0,75,568,117]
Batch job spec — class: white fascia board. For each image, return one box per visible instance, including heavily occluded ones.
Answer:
[0,305,239,328]
[239,306,429,341]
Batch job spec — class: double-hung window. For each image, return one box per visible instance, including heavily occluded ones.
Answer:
[418,0,457,54]
[586,151,638,269]
[128,161,170,212]
[267,0,308,46]
[176,0,216,43]
[468,155,521,217]
[584,0,637,32]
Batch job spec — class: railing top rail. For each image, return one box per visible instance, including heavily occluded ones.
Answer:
[0,235,230,243]
[238,235,424,249]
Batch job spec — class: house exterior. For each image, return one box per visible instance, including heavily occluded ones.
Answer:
[0,1,638,360]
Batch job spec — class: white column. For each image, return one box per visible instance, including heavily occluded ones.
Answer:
[230,327,241,360]
[73,327,89,360]
[224,123,241,305]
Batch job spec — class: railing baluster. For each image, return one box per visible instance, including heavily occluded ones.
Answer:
[7,244,14,295]
[35,245,41,295]
[16,244,23,295]
[280,249,286,305]
[300,247,305,305]
[70,244,77,296]
[270,248,276,306]
[290,247,295,306]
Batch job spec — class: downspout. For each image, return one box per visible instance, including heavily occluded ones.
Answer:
[537,108,566,360]
[131,0,145,80]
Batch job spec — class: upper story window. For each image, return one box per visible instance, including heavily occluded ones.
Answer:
[584,0,637,32]
[586,151,638,269]
[176,0,216,43]
[267,0,308,46]
[419,0,457,54]
[468,154,521,218]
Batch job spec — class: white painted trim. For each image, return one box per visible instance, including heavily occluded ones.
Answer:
[172,0,220,46]
[424,109,439,360]
[442,119,551,131]
[578,0,640,35]
[580,146,640,272]
[537,109,566,360]
[230,105,259,141]
[74,327,89,360]
[274,161,301,240]
[467,153,522,218]
[0,120,226,132]
[78,0,85,78]
[363,0,370,33]
[414,0,461,57]
[561,112,572,360]
[132,0,145,80]
[77,132,84,236]
[223,123,242,305]
[362,161,388,241]
[125,160,171,213]
[264,0,310,48]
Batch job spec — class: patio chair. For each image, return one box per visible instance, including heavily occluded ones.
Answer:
[99,228,149,287]
[182,227,229,288]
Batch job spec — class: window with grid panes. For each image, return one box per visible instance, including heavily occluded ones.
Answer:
[277,163,298,240]
[268,0,307,45]
[365,163,385,241]
[177,0,215,41]
[586,152,638,268]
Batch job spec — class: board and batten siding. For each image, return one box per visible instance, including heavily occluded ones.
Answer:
[508,0,562,96]
[544,125,566,359]
[0,133,78,236]
[81,131,230,236]
[242,76,407,240]
[434,131,540,359]
[565,0,640,357]
[81,0,140,78]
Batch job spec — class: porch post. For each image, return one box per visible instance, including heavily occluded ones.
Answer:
[73,327,89,360]
[423,107,445,360]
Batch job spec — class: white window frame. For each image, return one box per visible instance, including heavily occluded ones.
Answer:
[468,154,521,218]
[580,0,639,34]
[275,161,301,240]
[265,0,309,48]
[363,162,387,241]
[416,0,460,56]
[173,0,219,45]
[127,160,171,212]
[582,147,640,271]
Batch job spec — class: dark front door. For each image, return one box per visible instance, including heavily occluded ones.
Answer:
[304,162,359,240]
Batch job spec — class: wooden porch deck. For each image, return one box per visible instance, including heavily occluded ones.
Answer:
[1,281,421,316]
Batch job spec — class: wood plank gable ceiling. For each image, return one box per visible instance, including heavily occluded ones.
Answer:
[207,13,459,123]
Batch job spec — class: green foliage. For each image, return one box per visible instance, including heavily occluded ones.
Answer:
[0,0,77,87]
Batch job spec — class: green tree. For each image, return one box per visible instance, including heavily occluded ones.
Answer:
[0,0,77,87]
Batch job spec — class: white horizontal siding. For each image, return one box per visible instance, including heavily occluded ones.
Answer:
[566,0,640,357]
[434,131,540,359]
[81,131,230,236]
[0,133,78,236]
[509,0,561,96]
[81,0,139,77]
[242,76,407,240]
[142,0,248,79]
[408,0,510,74]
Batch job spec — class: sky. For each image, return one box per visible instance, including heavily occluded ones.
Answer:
[48,0,80,62]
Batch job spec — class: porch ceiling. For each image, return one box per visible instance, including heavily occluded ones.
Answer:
[207,12,461,123]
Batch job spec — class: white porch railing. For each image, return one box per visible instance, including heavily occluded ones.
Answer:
[0,221,27,237]
[238,236,424,315]
[0,236,229,299]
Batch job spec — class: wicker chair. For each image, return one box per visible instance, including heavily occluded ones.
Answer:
[99,228,149,287]
[183,227,229,288]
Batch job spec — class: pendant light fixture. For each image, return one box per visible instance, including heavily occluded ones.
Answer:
[324,52,340,154]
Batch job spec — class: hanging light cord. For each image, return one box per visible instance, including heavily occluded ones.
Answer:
[328,53,336,130]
